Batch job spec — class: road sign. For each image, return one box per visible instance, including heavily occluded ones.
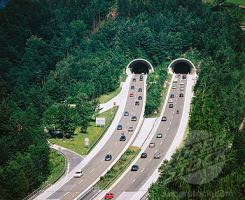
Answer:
[96,117,105,127]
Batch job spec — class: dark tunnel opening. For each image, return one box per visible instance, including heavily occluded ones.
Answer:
[131,63,149,74]
[173,62,191,74]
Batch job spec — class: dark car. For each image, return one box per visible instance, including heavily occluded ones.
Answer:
[140,75,143,81]
[133,78,136,82]
[179,93,184,97]
[105,154,112,161]
[131,165,139,171]
[170,94,174,98]
[120,135,126,141]
[138,96,142,100]
[182,75,186,79]
[135,101,140,105]
[141,153,147,158]
[169,104,174,108]
[131,116,137,121]
[161,116,167,121]
[131,85,135,89]
[138,88,142,92]
[117,125,122,130]
[124,111,129,116]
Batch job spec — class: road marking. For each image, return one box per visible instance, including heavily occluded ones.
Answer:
[170,121,172,124]
[127,122,129,125]
[133,107,135,110]
[78,179,83,184]
[164,134,166,137]
[132,179,136,183]
[173,111,174,113]
[167,128,169,130]
[115,142,117,145]
[171,116,173,118]
[100,159,104,163]
[155,150,158,153]
[64,192,70,196]
[141,168,145,172]
[160,141,162,145]
[90,169,95,173]
[109,150,111,154]
[149,158,152,162]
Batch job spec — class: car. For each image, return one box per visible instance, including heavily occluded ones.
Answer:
[130,93,134,97]
[117,125,122,130]
[105,192,114,199]
[131,85,135,89]
[138,96,142,100]
[133,78,136,82]
[120,135,126,141]
[140,75,143,81]
[138,88,142,92]
[182,75,186,79]
[168,99,173,103]
[149,142,155,148]
[141,153,147,158]
[180,82,184,85]
[157,133,162,138]
[128,126,133,131]
[172,85,176,89]
[180,87,184,91]
[154,153,161,159]
[105,154,112,161]
[135,101,140,105]
[170,94,174,98]
[169,104,174,108]
[179,93,184,97]
[124,111,129,116]
[173,78,178,83]
[131,116,137,121]
[161,117,167,121]
[131,165,139,171]
[74,170,83,178]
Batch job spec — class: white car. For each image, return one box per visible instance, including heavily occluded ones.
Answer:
[74,170,83,178]
[180,82,184,85]
[168,99,173,103]
[180,87,184,91]
[172,85,176,89]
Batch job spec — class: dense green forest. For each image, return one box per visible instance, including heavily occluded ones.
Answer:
[0,0,244,199]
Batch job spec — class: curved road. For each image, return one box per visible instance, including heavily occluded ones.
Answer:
[44,74,146,200]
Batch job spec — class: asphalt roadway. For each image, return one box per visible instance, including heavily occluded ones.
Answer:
[103,74,188,199]
[45,74,145,200]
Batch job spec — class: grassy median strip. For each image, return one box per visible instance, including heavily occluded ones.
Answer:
[95,146,140,189]
[49,107,116,155]
[97,88,121,104]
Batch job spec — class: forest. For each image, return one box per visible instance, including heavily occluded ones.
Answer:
[0,0,244,199]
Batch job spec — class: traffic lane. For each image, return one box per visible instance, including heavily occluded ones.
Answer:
[61,149,84,173]
[59,75,144,199]
[110,77,187,197]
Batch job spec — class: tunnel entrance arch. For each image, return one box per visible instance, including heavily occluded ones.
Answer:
[126,59,154,75]
[168,58,196,74]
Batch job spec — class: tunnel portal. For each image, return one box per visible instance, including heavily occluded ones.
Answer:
[126,59,154,75]
[168,58,196,74]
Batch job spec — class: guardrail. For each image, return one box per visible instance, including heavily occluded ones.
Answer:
[23,147,68,200]
[86,106,118,154]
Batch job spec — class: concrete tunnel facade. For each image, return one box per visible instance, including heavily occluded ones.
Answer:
[126,59,154,75]
[168,58,196,74]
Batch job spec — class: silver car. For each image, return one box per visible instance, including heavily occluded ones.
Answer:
[180,87,184,91]
[74,170,83,178]
[168,99,173,103]
[128,126,133,131]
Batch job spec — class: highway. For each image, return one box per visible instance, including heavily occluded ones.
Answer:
[105,74,188,199]
[45,74,146,200]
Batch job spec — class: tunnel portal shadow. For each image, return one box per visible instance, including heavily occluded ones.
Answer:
[132,63,149,74]
[173,63,191,74]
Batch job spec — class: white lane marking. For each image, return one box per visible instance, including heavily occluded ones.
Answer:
[141,168,145,172]
[109,150,111,154]
[164,134,166,137]
[100,159,104,163]
[127,122,129,125]
[173,111,174,113]
[64,192,70,196]
[115,142,117,146]
[171,116,173,118]
[132,179,136,183]
[155,150,158,153]
[160,141,162,145]
[176,98,178,100]
[149,158,152,162]
[170,121,172,124]
[78,179,83,184]
[167,128,169,130]
[133,107,135,110]
[90,169,95,173]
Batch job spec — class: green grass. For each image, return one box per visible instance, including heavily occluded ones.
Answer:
[46,150,65,184]
[49,108,115,155]
[205,0,245,6]
[97,88,121,104]
[95,146,139,189]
